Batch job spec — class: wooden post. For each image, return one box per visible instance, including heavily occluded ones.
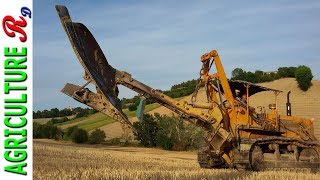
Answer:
[246,84,250,125]
[274,91,280,130]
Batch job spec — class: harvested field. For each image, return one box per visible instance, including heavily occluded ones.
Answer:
[33,139,320,180]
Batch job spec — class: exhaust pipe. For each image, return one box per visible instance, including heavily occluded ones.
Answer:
[286,91,291,116]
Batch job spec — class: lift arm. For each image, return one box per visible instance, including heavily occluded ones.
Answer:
[56,5,233,165]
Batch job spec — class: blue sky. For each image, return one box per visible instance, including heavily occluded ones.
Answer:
[34,0,320,110]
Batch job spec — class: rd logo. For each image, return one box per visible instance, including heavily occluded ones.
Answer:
[2,7,31,42]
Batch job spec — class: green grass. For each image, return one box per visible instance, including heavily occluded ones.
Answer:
[57,100,179,131]
[58,113,110,126]
[59,113,115,131]
[58,117,84,126]
[123,103,161,118]
[57,103,161,131]
[76,117,115,131]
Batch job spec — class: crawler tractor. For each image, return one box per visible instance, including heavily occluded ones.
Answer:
[56,5,319,171]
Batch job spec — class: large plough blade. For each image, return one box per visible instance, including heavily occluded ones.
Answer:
[56,5,130,126]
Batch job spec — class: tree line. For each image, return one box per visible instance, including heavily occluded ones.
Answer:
[231,66,313,91]
[133,113,205,151]
[121,79,198,111]
[33,107,97,119]
[123,65,314,112]
[33,122,106,144]
[33,113,205,151]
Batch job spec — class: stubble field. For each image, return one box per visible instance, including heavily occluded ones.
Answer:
[34,139,320,180]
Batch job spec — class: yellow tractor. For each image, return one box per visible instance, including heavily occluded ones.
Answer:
[56,5,319,171]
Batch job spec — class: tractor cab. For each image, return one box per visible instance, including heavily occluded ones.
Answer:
[227,80,284,131]
[228,79,282,113]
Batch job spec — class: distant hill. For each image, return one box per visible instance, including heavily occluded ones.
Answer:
[35,78,319,140]
[251,78,320,139]
[100,78,320,140]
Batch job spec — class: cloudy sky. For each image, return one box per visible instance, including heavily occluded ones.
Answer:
[34,0,320,110]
